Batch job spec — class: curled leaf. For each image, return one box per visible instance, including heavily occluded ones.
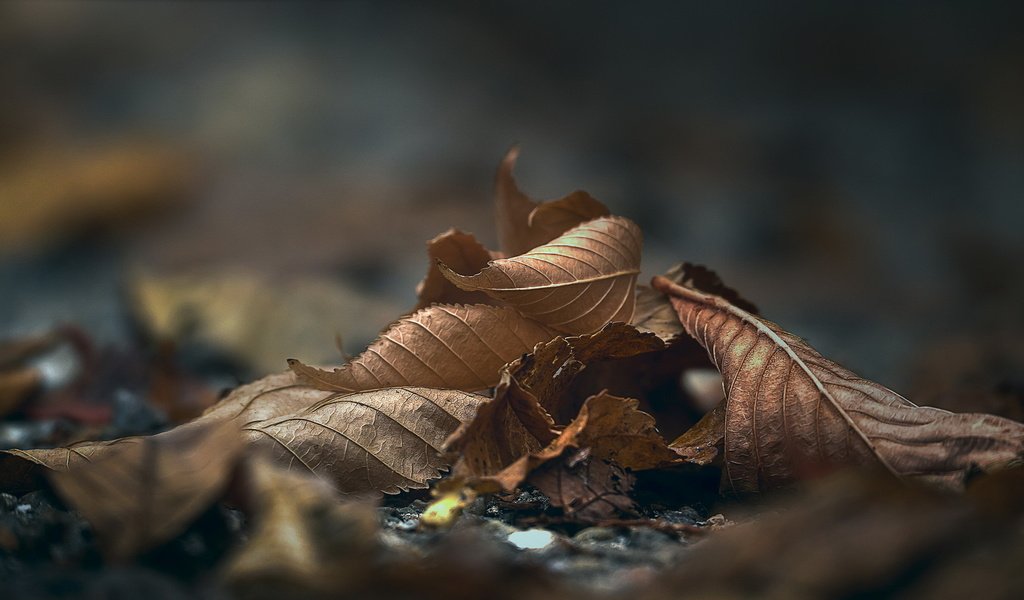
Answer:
[289,305,557,393]
[495,146,610,257]
[414,228,497,311]
[440,216,642,334]
[653,274,1024,493]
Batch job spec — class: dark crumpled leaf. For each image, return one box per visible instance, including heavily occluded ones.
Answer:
[529,449,638,522]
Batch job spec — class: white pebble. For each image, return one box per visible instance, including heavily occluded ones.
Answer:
[507,528,556,550]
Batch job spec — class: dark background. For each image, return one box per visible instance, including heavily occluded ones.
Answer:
[2,1,1022,402]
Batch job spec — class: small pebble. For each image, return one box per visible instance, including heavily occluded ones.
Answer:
[507,529,555,551]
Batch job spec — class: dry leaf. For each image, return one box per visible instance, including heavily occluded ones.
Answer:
[199,371,325,424]
[444,371,560,492]
[440,216,642,334]
[507,321,667,425]
[669,403,726,466]
[653,273,1024,493]
[243,386,487,495]
[555,392,679,471]
[494,146,610,257]
[3,373,485,498]
[448,387,677,494]
[222,457,380,597]
[529,450,638,522]
[48,418,245,559]
[443,322,665,477]
[289,304,557,392]
[632,285,686,342]
[413,228,498,310]
[633,263,757,341]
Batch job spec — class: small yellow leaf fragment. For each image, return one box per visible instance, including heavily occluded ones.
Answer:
[420,488,476,529]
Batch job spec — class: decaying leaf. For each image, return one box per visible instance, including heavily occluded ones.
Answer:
[243,386,487,495]
[669,403,726,466]
[289,304,557,392]
[414,228,497,310]
[48,418,245,559]
[494,146,610,258]
[442,322,667,493]
[448,387,677,494]
[444,371,560,492]
[653,273,1024,493]
[506,321,666,424]
[440,216,642,334]
[3,374,486,498]
[529,450,638,522]
[222,457,380,597]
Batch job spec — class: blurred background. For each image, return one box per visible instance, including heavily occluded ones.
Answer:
[1,1,1022,425]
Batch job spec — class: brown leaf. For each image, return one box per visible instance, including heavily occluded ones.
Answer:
[199,371,322,423]
[444,323,664,474]
[495,146,610,257]
[414,228,498,310]
[509,321,686,429]
[529,450,637,522]
[222,457,380,596]
[632,284,686,342]
[3,374,485,498]
[48,418,245,559]
[558,392,679,471]
[448,388,677,493]
[243,386,487,496]
[289,304,558,392]
[439,216,643,334]
[0,373,316,493]
[444,371,560,493]
[632,263,758,343]
[653,274,1024,493]
[669,403,726,466]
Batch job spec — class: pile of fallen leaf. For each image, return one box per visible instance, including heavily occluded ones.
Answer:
[2,148,1023,598]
